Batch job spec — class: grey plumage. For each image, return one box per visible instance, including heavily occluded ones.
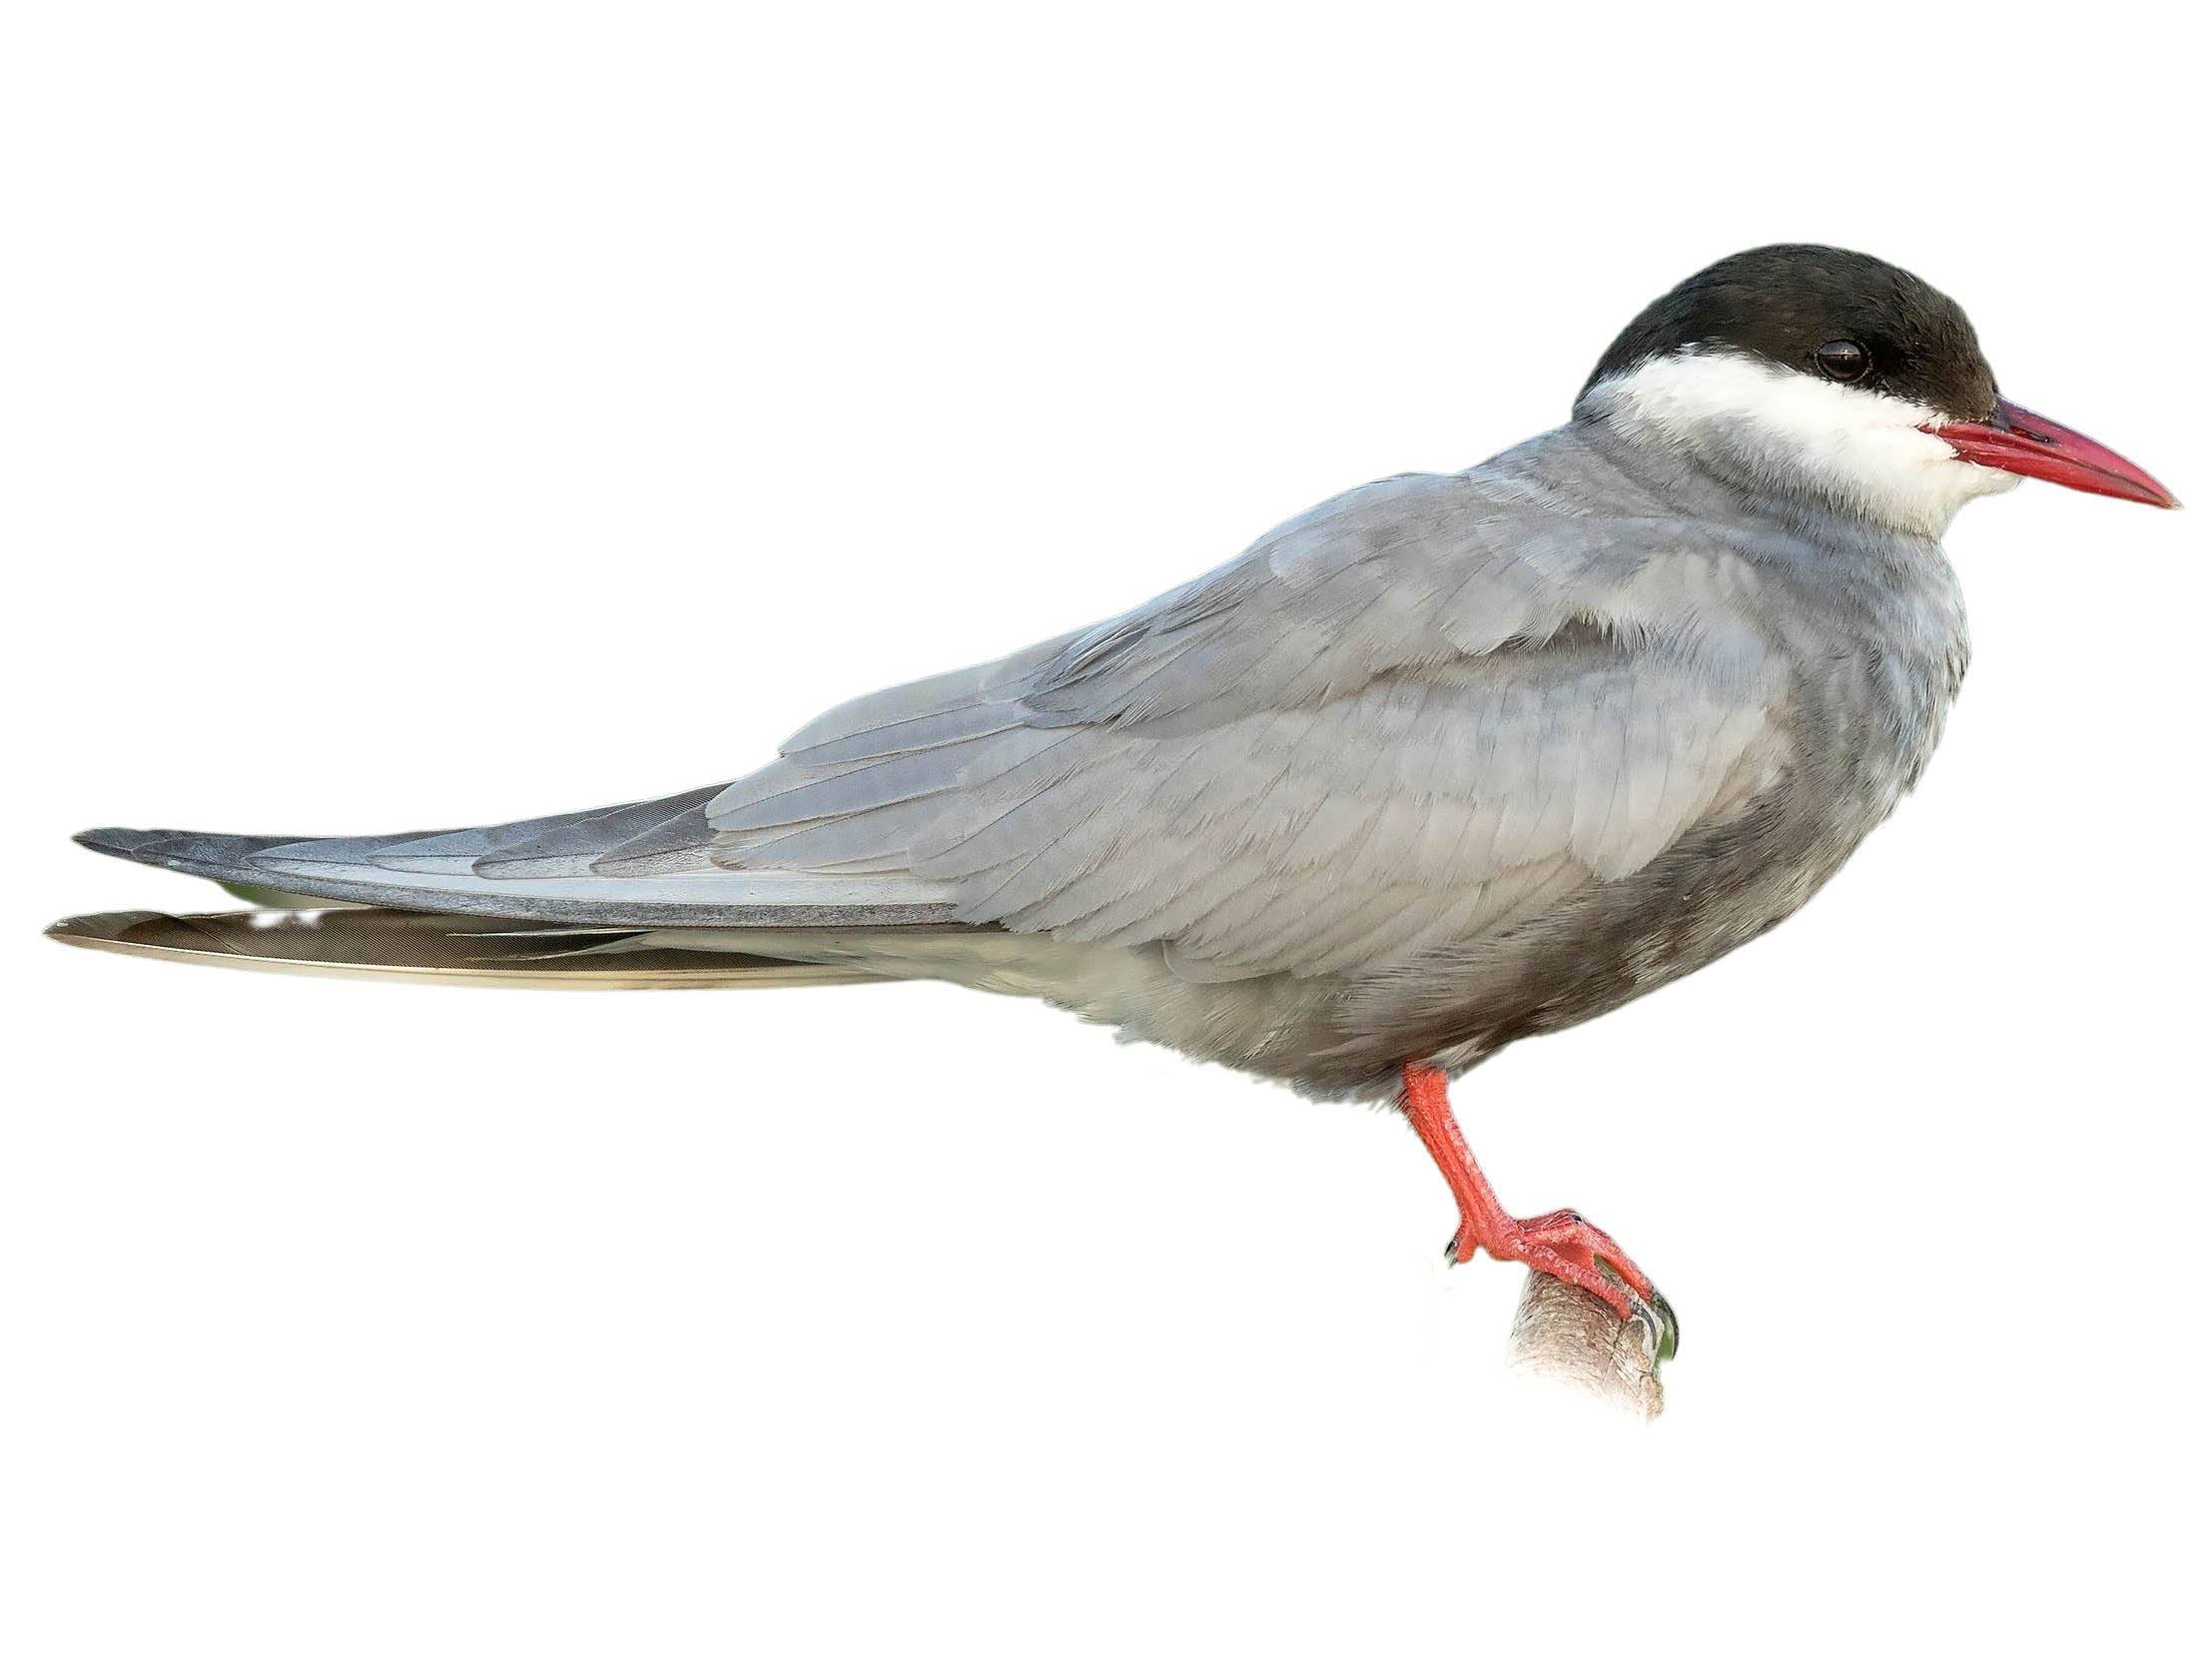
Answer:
[62,417,1968,1099]
[59,239,2185,1361]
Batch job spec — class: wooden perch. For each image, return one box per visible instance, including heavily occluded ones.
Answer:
[1505,1269,1676,1420]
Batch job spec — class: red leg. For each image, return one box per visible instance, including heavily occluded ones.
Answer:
[1400,1062,1660,1326]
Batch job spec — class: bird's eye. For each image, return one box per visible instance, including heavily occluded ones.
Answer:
[1815,340,1871,383]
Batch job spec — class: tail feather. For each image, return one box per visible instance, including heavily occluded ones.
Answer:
[70,825,961,929]
[45,906,890,990]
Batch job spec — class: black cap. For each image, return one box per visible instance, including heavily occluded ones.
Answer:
[1581,245,1999,422]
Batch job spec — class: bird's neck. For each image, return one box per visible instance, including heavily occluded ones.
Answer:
[1477,419,1970,673]
[1533,416,1964,557]
[1568,352,2017,539]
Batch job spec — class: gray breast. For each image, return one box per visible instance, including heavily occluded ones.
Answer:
[1364,520,1966,1088]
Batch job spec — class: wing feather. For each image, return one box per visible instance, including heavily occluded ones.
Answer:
[687,468,1790,978]
[81,460,1789,961]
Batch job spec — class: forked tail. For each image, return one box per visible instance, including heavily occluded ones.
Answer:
[45,906,893,991]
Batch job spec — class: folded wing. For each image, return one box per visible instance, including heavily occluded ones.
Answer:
[79,467,1790,971]
[709,470,1790,978]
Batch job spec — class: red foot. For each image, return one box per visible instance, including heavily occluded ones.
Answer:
[1400,1063,1659,1325]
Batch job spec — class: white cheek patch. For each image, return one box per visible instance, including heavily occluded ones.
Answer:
[1578,348,2018,537]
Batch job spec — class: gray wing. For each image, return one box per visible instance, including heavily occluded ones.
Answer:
[80,468,1789,955]
[707,469,1790,978]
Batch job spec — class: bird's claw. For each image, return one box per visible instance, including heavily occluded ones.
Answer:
[1446,1207,1674,1360]
[1614,1273,1680,1363]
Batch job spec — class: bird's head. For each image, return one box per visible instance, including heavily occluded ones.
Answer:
[1573,244,2176,538]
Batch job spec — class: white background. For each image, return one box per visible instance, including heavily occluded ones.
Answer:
[4,5,2206,1654]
